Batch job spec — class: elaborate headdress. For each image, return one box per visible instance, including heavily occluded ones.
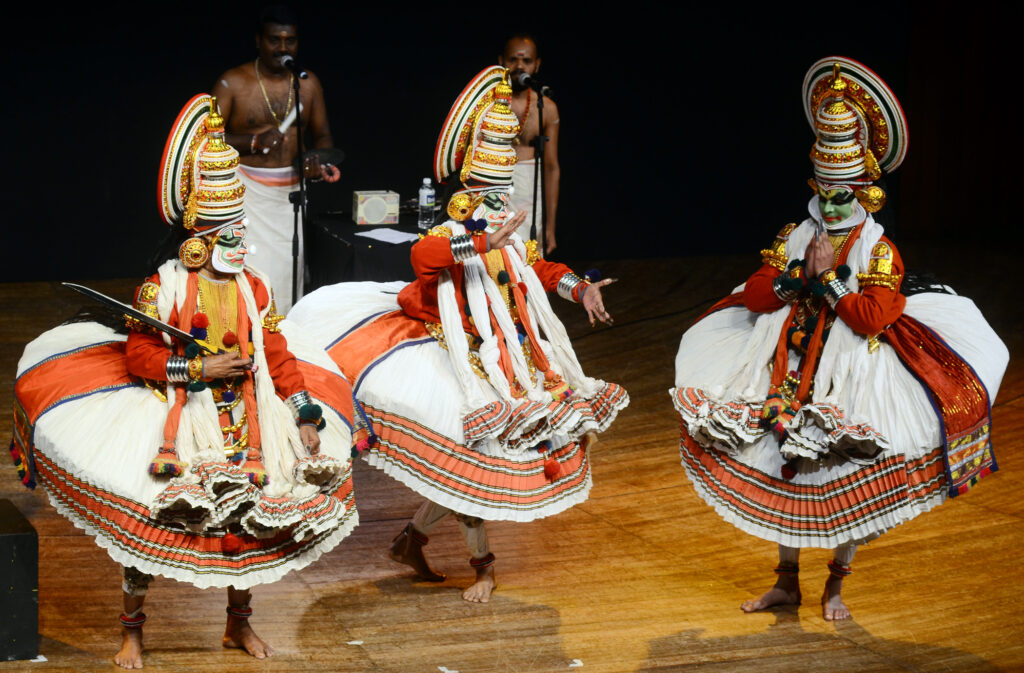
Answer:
[433,66,520,221]
[158,94,246,233]
[802,57,908,212]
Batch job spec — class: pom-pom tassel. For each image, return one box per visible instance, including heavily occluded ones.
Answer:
[242,449,270,487]
[149,451,186,477]
[221,532,243,554]
[543,458,562,481]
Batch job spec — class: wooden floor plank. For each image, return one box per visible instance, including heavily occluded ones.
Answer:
[1,243,1021,672]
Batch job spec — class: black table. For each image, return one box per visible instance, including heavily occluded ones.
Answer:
[306,212,422,290]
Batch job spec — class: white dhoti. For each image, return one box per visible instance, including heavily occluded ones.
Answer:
[238,165,303,313]
[510,158,540,243]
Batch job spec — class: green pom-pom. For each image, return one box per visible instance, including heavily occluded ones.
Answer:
[496,270,510,284]
[780,276,803,292]
[187,380,207,392]
[317,418,327,431]
[298,403,323,421]
[837,264,851,280]
[809,280,826,297]
[184,343,201,359]
[805,315,818,331]
[787,258,805,270]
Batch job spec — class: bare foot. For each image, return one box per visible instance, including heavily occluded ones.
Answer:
[821,576,851,621]
[389,524,446,582]
[223,616,274,658]
[462,565,496,603]
[114,628,143,669]
[741,574,801,613]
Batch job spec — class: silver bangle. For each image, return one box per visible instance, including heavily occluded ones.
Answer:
[450,234,476,262]
[166,355,190,383]
[772,276,799,303]
[286,390,313,420]
[557,273,585,302]
[824,278,852,309]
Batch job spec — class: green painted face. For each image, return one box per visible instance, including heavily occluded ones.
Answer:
[210,223,248,274]
[476,192,512,234]
[817,187,856,225]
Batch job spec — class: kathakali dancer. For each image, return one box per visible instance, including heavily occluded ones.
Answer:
[289,67,628,602]
[10,95,363,667]
[670,57,1008,621]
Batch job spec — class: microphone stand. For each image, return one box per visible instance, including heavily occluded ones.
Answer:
[288,71,306,308]
[530,85,549,257]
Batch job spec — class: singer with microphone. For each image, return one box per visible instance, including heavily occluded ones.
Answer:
[499,34,560,256]
[211,5,340,312]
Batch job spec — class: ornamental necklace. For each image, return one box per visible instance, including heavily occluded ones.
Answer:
[513,89,532,145]
[254,58,294,125]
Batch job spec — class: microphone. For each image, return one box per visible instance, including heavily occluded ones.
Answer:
[514,72,551,97]
[279,54,309,80]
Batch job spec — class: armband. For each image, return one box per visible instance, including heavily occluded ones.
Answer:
[287,391,326,430]
[557,273,588,303]
[450,234,477,262]
[772,276,800,302]
[824,278,852,309]
[166,356,190,383]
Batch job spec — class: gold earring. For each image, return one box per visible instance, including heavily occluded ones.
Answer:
[178,237,209,269]
[446,193,473,221]
[855,185,886,213]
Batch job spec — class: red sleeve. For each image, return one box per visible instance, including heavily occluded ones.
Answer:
[409,231,488,283]
[834,238,906,335]
[743,264,787,314]
[248,273,306,399]
[125,330,173,379]
[530,258,575,293]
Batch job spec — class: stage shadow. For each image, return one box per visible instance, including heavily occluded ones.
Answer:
[636,609,999,673]
[299,576,575,673]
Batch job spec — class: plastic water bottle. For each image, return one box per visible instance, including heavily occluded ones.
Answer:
[418,178,435,230]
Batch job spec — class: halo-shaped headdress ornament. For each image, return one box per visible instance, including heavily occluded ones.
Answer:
[433,66,520,188]
[802,56,909,186]
[158,94,245,232]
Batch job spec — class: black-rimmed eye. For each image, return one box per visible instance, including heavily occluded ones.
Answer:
[831,190,856,205]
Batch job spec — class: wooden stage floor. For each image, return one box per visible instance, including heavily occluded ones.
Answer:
[2,244,1021,673]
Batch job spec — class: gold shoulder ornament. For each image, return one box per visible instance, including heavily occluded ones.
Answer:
[262,298,285,333]
[525,239,541,266]
[760,223,797,271]
[427,225,453,239]
[856,241,900,290]
[126,281,161,333]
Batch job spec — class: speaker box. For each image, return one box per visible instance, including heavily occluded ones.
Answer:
[352,190,400,225]
[0,499,37,661]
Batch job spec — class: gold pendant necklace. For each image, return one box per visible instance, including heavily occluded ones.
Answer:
[254,58,294,125]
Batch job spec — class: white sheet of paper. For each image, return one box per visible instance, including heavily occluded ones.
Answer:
[354,228,420,244]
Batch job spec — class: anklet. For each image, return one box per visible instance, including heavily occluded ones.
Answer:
[469,552,495,569]
[119,612,147,629]
[827,560,852,577]
[226,605,253,620]
[773,563,799,575]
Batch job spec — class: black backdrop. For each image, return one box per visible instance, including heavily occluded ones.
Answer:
[4,3,1017,283]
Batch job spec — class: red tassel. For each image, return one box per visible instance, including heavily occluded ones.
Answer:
[221,532,242,554]
[191,313,210,328]
[781,462,797,480]
[222,330,237,347]
[543,458,561,480]
[517,282,528,296]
